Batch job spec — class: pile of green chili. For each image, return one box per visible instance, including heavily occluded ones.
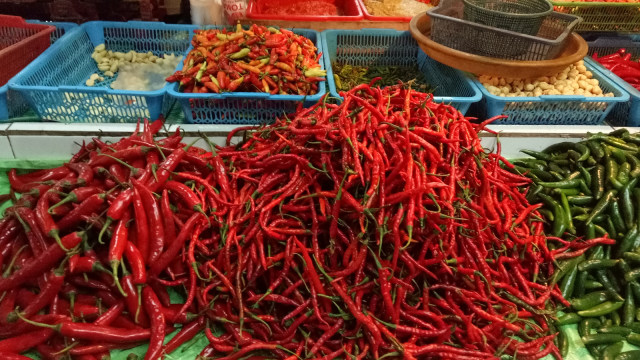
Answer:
[331,62,434,93]
[514,129,640,359]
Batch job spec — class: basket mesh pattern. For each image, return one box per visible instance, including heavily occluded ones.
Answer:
[324,29,480,115]
[553,2,640,32]
[485,60,626,125]
[463,0,552,35]
[12,22,195,123]
[430,0,580,61]
[186,98,299,125]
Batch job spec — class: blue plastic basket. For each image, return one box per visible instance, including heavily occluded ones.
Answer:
[474,57,630,125]
[9,21,197,123]
[0,20,75,121]
[322,28,481,115]
[168,27,325,125]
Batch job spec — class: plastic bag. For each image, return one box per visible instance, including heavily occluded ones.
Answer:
[222,0,247,24]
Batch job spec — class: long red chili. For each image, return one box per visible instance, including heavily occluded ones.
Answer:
[142,286,165,360]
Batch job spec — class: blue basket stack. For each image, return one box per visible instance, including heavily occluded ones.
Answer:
[9,21,196,123]
[168,27,325,125]
[322,28,481,115]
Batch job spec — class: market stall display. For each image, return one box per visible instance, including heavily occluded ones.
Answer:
[9,21,196,123]
[322,28,481,114]
[0,85,598,359]
[0,16,55,121]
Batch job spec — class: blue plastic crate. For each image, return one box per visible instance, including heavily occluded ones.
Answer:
[474,57,629,125]
[322,28,481,115]
[168,27,325,125]
[1,21,77,122]
[9,21,197,123]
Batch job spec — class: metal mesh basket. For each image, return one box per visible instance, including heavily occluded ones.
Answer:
[429,0,581,61]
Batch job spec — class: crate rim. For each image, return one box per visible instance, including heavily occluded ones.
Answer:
[321,28,483,103]
[463,0,554,18]
[167,26,326,102]
[8,20,198,98]
[472,57,630,103]
[246,0,365,22]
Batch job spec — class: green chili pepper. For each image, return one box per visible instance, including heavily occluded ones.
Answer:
[544,141,579,154]
[585,189,617,225]
[616,226,639,258]
[593,164,606,200]
[556,312,582,325]
[538,178,582,189]
[596,270,624,301]
[580,318,602,337]
[611,200,628,234]
[624,252,640,263]
[229,48,251,59]
[572,291,611,311]
[538,193,567,237]
[621,178,639,229]
[602,341,625,360]
[608,145,629,164]
[588,140,606,161]
[626,153,640,178]
[599,326,632,336]
[552,255,586,287]
[625,283,636,326]
[521,149,552,161]
[579,259,620,272]
[582,333,624,345]
[628,333,640,347]
[568,195,594,206]
[585,280,604,290]
[625,269,640,283]
[560,262,579,299]
[615,350,640,360]
[579,301,625,317]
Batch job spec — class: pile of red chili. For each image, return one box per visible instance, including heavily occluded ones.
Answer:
[261,1,341,16]
[166,24,326,95]
[593,48,640,91]
[0,84,596,359]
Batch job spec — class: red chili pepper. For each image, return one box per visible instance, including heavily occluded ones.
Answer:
[56,193,106,232]
[108,209,131,296]
[163,317,205,354]
[121,275,149,327]
[0,329,54,353]
[131,186,150,261]
[8,269,64,323]
[0,232,84,292]
[150,212,203,276]
[132,179,165,264]
[124,241,147,285]
[142,286,165,360]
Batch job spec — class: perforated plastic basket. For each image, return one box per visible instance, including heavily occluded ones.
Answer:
[586,36,640,126]
[429,0,581,61]
[9,21,196,123]
[323,28,480,114]
[247,0,364,21]
[552,1,640,33]
[462,0,553,36]
[168,27,325,125]
[587,35,640,59]
[1,20,75,121]
[474,57,629,125]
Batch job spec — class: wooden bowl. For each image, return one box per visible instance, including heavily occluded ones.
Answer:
[409,12,588,78]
